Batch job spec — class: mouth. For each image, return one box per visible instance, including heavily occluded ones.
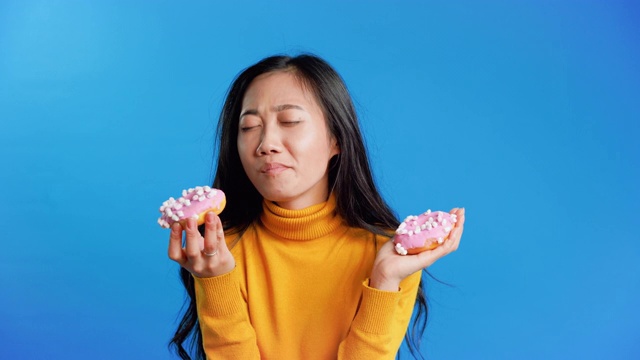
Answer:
[260,163,290,175]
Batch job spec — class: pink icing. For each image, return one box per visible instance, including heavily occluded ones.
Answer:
[157,186,225,228]
[393,210,457,255]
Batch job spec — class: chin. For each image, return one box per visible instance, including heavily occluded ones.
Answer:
[257,188,294,203]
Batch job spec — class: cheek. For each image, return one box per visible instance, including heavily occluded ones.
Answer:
[295,135,335,163]
[237,137,254,169]
[237,134,255,155]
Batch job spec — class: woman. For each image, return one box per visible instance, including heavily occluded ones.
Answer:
[167,54,465,359]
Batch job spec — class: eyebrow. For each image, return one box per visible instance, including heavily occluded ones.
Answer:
[240,104,306,118]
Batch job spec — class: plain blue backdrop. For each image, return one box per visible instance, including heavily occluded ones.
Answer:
[1,1,638,359]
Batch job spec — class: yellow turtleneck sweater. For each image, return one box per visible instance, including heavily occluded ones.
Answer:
[193,195,422,359]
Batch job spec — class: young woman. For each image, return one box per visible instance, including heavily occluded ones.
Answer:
[167,54,465,359]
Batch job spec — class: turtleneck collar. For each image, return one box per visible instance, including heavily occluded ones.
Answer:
[260,194,344,241]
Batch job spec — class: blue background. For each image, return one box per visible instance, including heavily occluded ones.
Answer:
[1,1,638,359]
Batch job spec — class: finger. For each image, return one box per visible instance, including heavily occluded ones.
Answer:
[414,240,450,266]
[446,220,464,252]
[184,217,203,258]
[214,215,230,252]
[168,222,186,264]
[446,231,461,252]
[455,208,465,228]
[414,220,464,266]
[203,212,218,255]
[449,208,459,214]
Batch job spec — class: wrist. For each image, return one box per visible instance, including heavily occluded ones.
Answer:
[369,270,401,291]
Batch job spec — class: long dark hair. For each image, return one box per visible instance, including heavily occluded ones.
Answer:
[169,54,429,359]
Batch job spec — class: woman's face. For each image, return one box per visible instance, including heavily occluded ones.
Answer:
[237,71,339,210]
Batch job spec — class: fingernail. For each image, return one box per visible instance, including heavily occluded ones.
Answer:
[206,212,213,224]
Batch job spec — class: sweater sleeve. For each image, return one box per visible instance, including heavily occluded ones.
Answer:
[337,270,422,360]
[193,268,261,359]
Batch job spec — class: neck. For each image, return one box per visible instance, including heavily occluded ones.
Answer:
[261,193,343,240]
[270,183,330,210]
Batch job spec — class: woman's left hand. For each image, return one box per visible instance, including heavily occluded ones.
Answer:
[369,208,465,291]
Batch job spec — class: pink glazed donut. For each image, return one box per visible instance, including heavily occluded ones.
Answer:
[393,210,457,255]
[157,186,226,229]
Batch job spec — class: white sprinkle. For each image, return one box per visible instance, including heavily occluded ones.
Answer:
[408,231,413,236]
[438,237,444,244]
[395,243,408,256]
[445,226,452,232]
[185,200,191,206]
[206,193,214,198]
[197,189,204,196]
[174,203,183,210]
[182,189,187,197]
[398,222,407,229]
[196,186,203,191]
[204,186,211,192]
[421,224,427,230]
[426,222,433,230]
[442,219,448,226]
[172,215,179,221]
[188,188,194,193]
[165,209,173,216]
[192,195,198,200]
[177,211,184,217]
[191,215,198,219]
[415,227,421,234]
[159,205,165,212]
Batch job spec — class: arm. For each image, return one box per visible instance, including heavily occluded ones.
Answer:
[337,271,422,360]
[169,213,260,359]
[193,269,260,359]
[338,208,465,359]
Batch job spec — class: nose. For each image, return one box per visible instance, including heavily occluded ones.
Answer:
[256,126,282,155]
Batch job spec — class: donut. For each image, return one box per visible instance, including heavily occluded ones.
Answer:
[157,186,226,229]
[393,210,457,255]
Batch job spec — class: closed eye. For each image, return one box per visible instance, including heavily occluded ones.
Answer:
[280,121,301,126]
[240,125,260,132]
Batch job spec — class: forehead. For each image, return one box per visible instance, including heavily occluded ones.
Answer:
[242,71,318,108]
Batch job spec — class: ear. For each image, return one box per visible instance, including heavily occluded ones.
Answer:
[330,137,340,157]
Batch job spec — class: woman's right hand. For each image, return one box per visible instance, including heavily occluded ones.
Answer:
[168,212,235,278]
